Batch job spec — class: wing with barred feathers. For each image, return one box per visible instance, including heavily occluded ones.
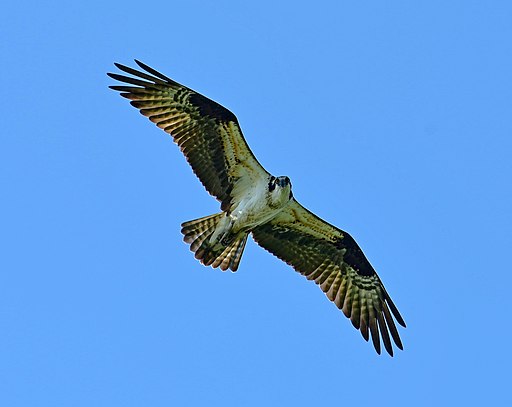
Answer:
[108,60,268,212]
[251,199,406,356]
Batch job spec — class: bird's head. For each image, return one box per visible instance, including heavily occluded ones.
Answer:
[268,175,293,203]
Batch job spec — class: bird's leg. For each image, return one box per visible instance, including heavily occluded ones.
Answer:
[208,214,234,246]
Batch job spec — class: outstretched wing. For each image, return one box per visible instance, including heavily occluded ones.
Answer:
[251,199,406,356]
[108,60,268,211]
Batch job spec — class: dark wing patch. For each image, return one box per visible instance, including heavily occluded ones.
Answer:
[108,60,266,211]
[333,234,375,277]
[251,200,406,356]
[188,92,238,123]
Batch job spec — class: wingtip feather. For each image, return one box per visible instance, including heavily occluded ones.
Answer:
[134,59,174,83]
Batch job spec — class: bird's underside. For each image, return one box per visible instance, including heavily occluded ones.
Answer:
[108,60,407,356]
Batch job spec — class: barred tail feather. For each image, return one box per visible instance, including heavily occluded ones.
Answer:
[181,213,248,272]
[181,213,224,247]
[211,233,248,272]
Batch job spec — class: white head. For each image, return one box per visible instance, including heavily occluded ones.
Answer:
[268,175,293,206]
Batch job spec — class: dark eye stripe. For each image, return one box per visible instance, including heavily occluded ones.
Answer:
[268,176,276,192]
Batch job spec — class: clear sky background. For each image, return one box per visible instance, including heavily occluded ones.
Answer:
[2,1,511,406]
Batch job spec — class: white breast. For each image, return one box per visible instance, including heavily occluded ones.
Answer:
[229,175,290,232]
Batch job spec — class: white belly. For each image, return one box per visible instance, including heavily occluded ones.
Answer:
[208,174,291,245]
[230,176,290,232]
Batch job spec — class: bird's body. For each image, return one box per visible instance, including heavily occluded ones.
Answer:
[182,174,293,271]
[108,61,406,356]
[225,175,293,234]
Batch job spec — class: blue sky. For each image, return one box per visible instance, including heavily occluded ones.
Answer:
[2,1,511,405]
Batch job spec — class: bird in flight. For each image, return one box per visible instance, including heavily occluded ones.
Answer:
[108,60,406,356]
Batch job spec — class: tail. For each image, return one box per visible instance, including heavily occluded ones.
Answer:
[180,213,248,272]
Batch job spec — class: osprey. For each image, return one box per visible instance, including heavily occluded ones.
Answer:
[108,61,406,356]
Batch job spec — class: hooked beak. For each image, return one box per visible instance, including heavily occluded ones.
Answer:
[277,176,290,187]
